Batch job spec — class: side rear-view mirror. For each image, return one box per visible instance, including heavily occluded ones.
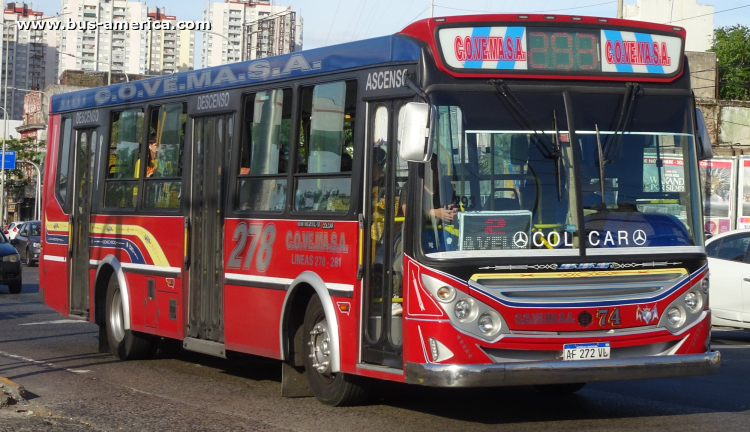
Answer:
[695,108,714,161]
[398,102,435,163]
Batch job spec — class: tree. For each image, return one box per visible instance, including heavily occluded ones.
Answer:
[5,137,46,182]
[710,25,750,101]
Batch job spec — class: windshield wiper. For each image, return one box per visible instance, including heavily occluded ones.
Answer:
[489,79,559,160]
[552,109,562,202]
[603,83,641,163]
[594,124,606,206]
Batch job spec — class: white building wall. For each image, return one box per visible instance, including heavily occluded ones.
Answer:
[623,0,714,52]
[202,0,302,68]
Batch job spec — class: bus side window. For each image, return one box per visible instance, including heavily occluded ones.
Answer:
[143,103,186,209]
[103,109,144,209]
[236,89,292,212]
[56,117,73,206]
[294,80,356,213]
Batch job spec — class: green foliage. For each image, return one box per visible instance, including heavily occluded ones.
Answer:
[710,25,750,101]
[4,137,45,183]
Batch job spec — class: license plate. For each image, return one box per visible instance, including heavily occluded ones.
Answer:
[563,342,610,361]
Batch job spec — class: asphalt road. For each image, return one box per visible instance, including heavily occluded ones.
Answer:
[1,265,749,431]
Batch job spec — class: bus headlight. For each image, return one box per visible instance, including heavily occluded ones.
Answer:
[667,307,683,326]
[684,291,701,312]
[454,299,476,322]
[478,311,502,336]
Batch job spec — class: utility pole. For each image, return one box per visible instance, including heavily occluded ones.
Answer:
[617,0,623,19]
[1,23,10,227]
[430,0,434,18]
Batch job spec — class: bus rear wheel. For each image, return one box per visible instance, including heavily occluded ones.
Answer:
[105,275,151,360]
[303,294,367,406]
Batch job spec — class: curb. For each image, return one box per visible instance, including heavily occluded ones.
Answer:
[0,376,25,406]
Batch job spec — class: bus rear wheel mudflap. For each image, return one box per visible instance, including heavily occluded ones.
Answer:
[303,294,368,406]
[105,275,151,360]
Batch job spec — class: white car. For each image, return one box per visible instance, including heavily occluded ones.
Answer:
[3,221,25,240]
[706,229,750,329]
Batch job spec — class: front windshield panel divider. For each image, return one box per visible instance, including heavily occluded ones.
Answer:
[563,90,586,257]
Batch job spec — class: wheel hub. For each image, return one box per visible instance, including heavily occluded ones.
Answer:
[308,319,332,375]
[109,289,125,343]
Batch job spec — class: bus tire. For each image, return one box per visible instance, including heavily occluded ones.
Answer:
[534,383,586,394]
[8,281,21,294]
[303,294,367,406]
[105,275,150,360]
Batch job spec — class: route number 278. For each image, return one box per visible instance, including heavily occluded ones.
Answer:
[227,223,277,272]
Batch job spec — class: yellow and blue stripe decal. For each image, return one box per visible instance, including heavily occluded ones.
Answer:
[44,218,70,246]
[43,219,171,267]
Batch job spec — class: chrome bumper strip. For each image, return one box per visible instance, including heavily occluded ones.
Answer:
[404,351,720,387]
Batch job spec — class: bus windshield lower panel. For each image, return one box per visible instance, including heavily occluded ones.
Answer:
[421,91,701,258]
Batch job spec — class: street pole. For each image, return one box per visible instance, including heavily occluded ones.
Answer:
[108,1,113,85]
[617,0,623,19]
[1,23,9,227]
[430,0,434,18]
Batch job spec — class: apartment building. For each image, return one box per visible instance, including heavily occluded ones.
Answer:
[144,7,195,75]
[57,0,194,79]
[202,0,302,68]
[1,3,57,120]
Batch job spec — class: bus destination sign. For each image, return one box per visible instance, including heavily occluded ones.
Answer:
[437,26,682,76]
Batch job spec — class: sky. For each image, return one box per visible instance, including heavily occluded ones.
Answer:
[24,0,750,60]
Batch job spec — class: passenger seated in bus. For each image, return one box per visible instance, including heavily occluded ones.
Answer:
[146,132,158,177]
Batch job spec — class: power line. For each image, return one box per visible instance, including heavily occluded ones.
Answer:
[396,0,419,30]
[664,4,750,24]
[324,0,343,46]
[404,6,430,28]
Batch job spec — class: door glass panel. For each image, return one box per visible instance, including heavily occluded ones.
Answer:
[389,105,407,347]
[367,105,388,343]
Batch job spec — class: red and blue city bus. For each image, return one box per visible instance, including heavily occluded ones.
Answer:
[40,14,719,406]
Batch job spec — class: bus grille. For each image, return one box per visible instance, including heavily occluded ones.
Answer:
[470,272,685,304]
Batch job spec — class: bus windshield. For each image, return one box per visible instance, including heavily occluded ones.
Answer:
[421,91,701,258]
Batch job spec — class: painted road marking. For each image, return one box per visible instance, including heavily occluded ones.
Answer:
[19,319,89,326]
[0,350,92,374]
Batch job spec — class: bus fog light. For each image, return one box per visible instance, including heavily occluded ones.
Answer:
[454,299,475,322]
[478,311,501,336]
[684,291,701,311]
[429,338,439,361]
[437,286,455,302]
[667,307,683,326]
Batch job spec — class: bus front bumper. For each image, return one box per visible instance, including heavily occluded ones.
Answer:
[404,351,720,387]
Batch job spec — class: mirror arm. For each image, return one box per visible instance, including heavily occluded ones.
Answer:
[405,75,429,104]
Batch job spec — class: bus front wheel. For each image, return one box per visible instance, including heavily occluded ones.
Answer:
[303,294,367,406]
[105,276,151,360]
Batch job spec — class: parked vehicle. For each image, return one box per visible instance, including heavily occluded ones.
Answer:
[3,221,26,240]
[0,231,22,294]
[706,230,750,328]
[12,220,40,267]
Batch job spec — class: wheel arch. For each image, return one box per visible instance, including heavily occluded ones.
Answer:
[280,271,342,373]
[94,255,131,330]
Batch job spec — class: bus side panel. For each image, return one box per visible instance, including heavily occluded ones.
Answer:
[224,285,285,359]
[89,214,185,339]
[41,113,70,316]
[222,219,359,363]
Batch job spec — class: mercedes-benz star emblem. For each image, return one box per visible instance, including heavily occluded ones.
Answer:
[633,229,647,246]
[513,231,528,248]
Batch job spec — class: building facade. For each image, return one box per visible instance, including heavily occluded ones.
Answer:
[1,3,57,120]
[624,0,714,52]
[201,0,302,68]
[57,0,194,79]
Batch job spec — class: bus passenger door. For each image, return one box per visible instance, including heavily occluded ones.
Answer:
[187,115,233,343]
[69,128,97,317]
[362,101,409,368]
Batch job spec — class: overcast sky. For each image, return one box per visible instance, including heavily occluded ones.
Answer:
[28,0,750,54]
